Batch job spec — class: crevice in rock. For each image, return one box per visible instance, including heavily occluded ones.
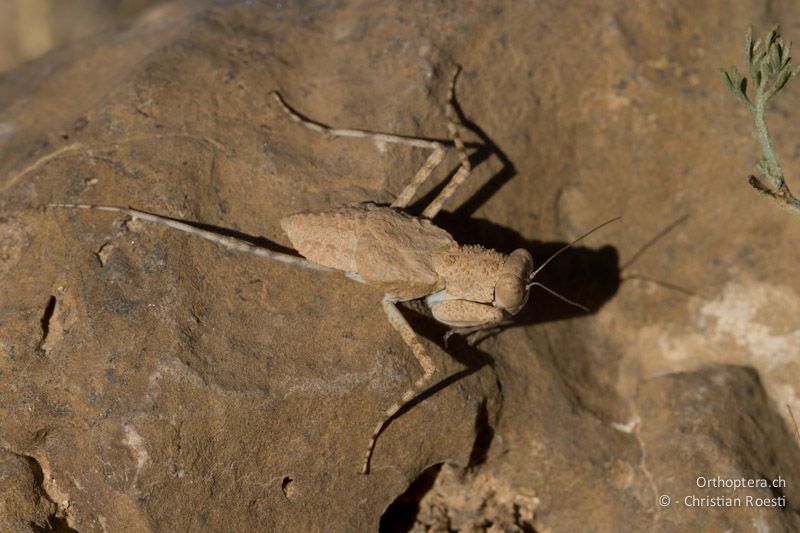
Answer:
[466,399,494,470]
[379,463,443,533]
[16,452,77,532]
[760,469,788,503]
[22,453,46,491]
[38,295,57,351]
[281,476,294,499]
[31,515,78,533]
[514,511,538,533]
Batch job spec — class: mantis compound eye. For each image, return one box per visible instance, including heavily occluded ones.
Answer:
[494,248,534,313]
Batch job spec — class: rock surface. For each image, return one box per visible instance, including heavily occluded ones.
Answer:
[1,0,800,531]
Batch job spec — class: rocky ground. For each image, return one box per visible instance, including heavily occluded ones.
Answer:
[1,0,799,531]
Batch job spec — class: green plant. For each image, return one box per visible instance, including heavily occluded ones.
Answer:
[721,25,800,213]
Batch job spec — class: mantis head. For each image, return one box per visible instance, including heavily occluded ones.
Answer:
[493,217,621,316]
[494,249,534,315]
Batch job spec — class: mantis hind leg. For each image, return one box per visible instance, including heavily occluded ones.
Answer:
[361,296,437,474]
[272,67,471,215]
[47,204,337,272]
[399,66,474,214]
[421,67,473,218]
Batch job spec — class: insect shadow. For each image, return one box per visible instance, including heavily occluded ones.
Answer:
[382,219,621,460]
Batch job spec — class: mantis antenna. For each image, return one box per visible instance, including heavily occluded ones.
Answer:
[525,216,622,311]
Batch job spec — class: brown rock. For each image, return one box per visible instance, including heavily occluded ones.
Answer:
[0,450,59,532]
[636,366,800,530]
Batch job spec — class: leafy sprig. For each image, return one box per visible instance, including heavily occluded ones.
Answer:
[721,25,800,212]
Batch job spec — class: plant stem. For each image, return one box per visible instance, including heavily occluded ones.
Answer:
[752,94,785,191]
